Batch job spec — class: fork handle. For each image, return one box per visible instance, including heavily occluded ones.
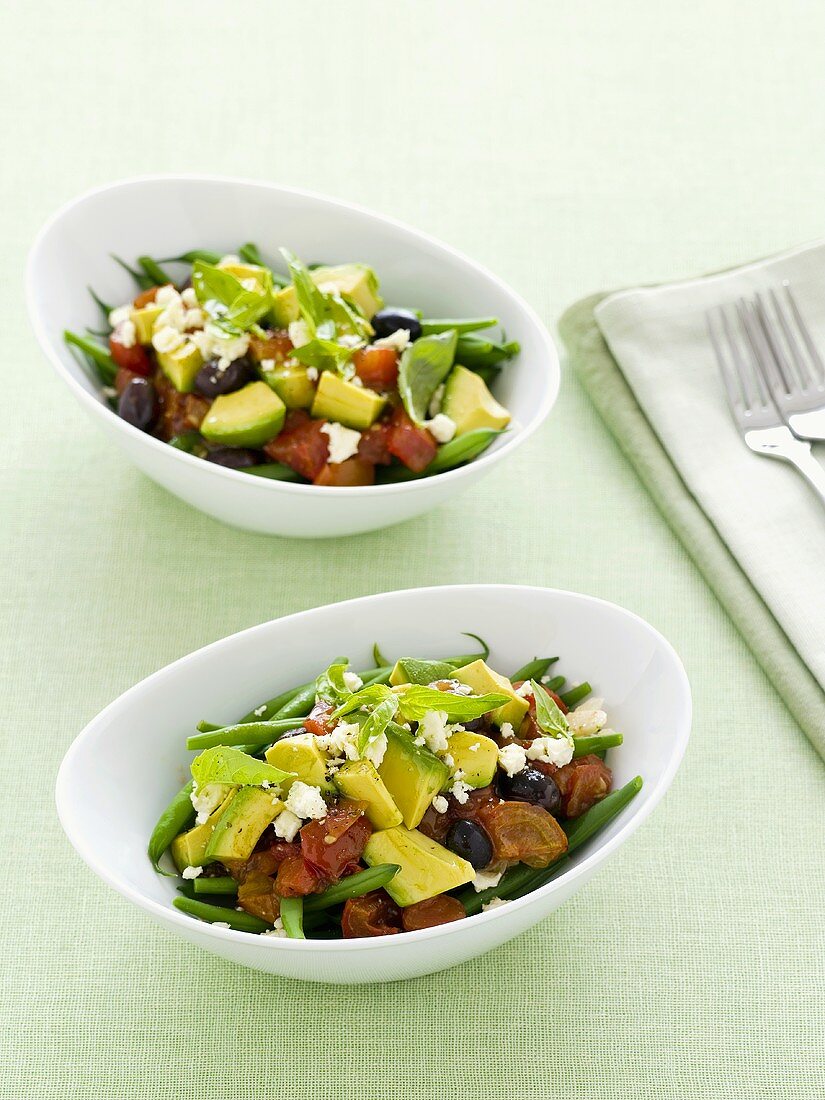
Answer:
[776,439,825,507]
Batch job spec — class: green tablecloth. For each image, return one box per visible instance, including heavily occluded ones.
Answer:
[3,3,824,1098]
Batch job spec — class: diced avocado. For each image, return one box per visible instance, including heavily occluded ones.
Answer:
[363,826,474,906]
[218,261,269,291]
[442,365,511,437]
[204,786,284,863]
[132,304,164,344]
[157,340,204,393]
[270,286,301,328]
[445,730,498,788]
[260,362,316,409]
[311,372,385,430]
[265,735,334,794]
[200,381,286,447]
[389,657,458,687]
[377,725,450,829]
[170,790,237,871]
[452,659,528,729]
[270,264,383,328]
[334,760,403,829]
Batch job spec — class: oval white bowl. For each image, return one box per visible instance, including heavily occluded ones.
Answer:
[56,585,690,984]
[26,176,558,537]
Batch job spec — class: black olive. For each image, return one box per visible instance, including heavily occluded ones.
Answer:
[446,819,493,869]
[205,447,260,470]
[117,377,157,431]
[194,355,254,398]
[371,307,422,342]
[497,765,561,814]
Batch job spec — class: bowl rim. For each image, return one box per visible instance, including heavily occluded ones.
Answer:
[55,583,692,953]
[26,173,559,497]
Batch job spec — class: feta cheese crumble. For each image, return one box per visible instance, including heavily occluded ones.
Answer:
[428,383,445,417]
[343,671,363,692]
[431,794,449,814]
[181,287,198,308]
[152,325,185,354]
[426,413,456,443]
[321,422,362,464]
[362,731,388,769]
[272,808,302,843]
[373,328,411,352]
[115,319,137,348]
[190,782,228,825]
[500,721,516,740]
[525,735,574,767]
[181,866,202,880]
[449,772,472,805]
[515,680,534,699]
[472,869,503,892]
[498,742,527,777]
[211,921,231,929]
[260,918,288,938]
[108,304,133,328]
[253,704,267,717]
[566,699,607,736]
[482,897,509,911]
[306,366,319,381]
[285,782,327,821]
[417,710,450,754]
[155,284,181,306]
[288,319,311,348]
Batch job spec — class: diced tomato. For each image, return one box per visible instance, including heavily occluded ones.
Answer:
[548,754,612,818]
[275,854,324,897]
[417,784,498,843]
[114,366,140,395]
[154,372,211,439]
[304,700,335,736]
[225,838,300,882]
[314,458,375,486]
[301,803,371,881]
[386,407,438,472]
[353,346,399,391]
[133,285,164,309]
[109,331,153,376]
[237,871,281,923]
[477,802,568,868]
[249,329,294,364]
[341,890,402,938]
[357,421,394,465]
[263,410,329,480]
[401,895,466,932]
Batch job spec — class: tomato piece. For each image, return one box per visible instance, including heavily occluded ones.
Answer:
[549,755,612,818]
[401,895,466,931]
[341,890,402,938]
[515,683,568,740]
[386,407,438,472]
[353,346,399,391]
[417,785,498,843]
[154,372,211,439]
[237,871,281,923]
[109,332,153,376]
[133,285,164,309]
[225,838,300,882]
[304,700,335,735]
[476,802,568,868]
[275,854,324,897]
[263,410,329,480]
[357,421,393,465]
[249,330,293,365]
[301,803,371,880]
[314,457,375,486]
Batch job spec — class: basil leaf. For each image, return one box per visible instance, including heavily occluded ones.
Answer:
[356,694,399,754]
[191,261,246,310]
[333,683,393,719]
[292,337,356,373]
[398,331,458,425]
[280,248,327,332]
[191,746,293,790]
[396,686,510,722]
[316,658,352,704]
[192,261,273,332]
[530,680,570,737]
[392,658,457,686]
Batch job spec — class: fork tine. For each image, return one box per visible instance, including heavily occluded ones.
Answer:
[754,291,794,394]
[707,308,745,414]
[782,282,825,385]
[735,299,773,408]
[767,287,810,390]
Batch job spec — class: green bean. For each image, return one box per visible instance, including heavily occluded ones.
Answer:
[137,255,173,286]
[168,431,205,455]
[506,857,571,900]
[511,657,559,682]
[161,249,223,265]
[455,333,520,368]
[279,896,306,939]
[87,285,113,320]
[111,253,154,290]
[243,463,303,481]
[545,675,565,693]
[372,642,390,668]
[377,429,504,483]
[560,681,592,709]
[303,864,400,912]
[473,365,500,386]
[360,665,393,687]
[565,776,643,853]
[572,732,623,758]
[64,331,117,385]
[173,896,269,933]
[147,781,195,873]
[186,717,309,751]
[457,862,538,915]
[271,664,390,722]
[193,876,238,896]
[238,241,264,265]
[446,633,490,664]
[421,317,498,335]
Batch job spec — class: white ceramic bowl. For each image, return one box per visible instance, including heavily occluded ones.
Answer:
[56,585,690,984]
[26,176,558,537]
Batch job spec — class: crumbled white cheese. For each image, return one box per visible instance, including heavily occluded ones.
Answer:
[211,921,231,929]
[108,304,133,328]
[156,299,187,333]
[316,722,361,761]
[363,731,388,769]
[498,742,527,777]
[472,869,503,892]
[190,782,228,825]
[219,254,240,266]
[566,699,607,736]
[116,319,137,349]
[190,326,250,369]
[155,284,181,306]
[181,866,203,880]
[285,781,327,820]
[260,358,275,372]
[337,333,363,349]
[152,325,185,354]
[417,710,450,754]
[482,897,509,912]
[427,414,456,443]
[288,320,311,348]
[500,722,516,740]
[181,287,198,308]
[272,808,302,842]
[343,671,363,692]
[306,366,319,381]
[320,422,362,464]
[373,328,411,352]
[184,308,205,330]
[469,742,480,752]
[240,277,258,292]
[253,704,267,717]
[515,681,534,699]
[442,753,454,769]
[449,772,472,805]
[260,917,287,938]
[525,735,574,767]
[431,794,449,814]
[428,383,445,417]
[316,281,340,296]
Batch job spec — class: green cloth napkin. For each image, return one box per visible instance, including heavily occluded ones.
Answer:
[559,264,825,759]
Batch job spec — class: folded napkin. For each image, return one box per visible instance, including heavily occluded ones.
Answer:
[559,241,825,760]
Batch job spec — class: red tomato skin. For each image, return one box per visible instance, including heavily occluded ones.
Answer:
[304,700,335,735]
[386,407,438,472]
[249,330,293,364]
[263,410,329,480]
[476,801,568,868]
[274,854,324,897]
[314,458,375,486]
[341,890,402,938]
[546,754,612,818]
[401,896,466,931]
[301,805,371,881]
[109,332,153,376]
[353,346,399,391]
[357,421,394,465]
[133,285,162,309]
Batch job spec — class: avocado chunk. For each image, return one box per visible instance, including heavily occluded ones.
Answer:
[377,724,450,829]
[170,789,237,871]
[157,340,204,393]
[204,786,284,863]
[452,659,528,729]
[132,303,164,345]
[270,285,301,328]
[389,657,457,687]
[442,365,510,437]
[363,826,474,906]
[260,362,316,409]
[201,381,286,447]
[334,760,403,829]
[218,261,270,291]
[445,730,498,788]
[265,735,334,794]
[311,372,385,430]
[270,263,383,328]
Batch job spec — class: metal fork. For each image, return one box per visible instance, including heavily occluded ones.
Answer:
[707,300,825,507]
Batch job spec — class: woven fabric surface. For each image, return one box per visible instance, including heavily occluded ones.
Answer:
[2,2,824,1098]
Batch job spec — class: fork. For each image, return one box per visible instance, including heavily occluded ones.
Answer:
[707,299,825,507]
